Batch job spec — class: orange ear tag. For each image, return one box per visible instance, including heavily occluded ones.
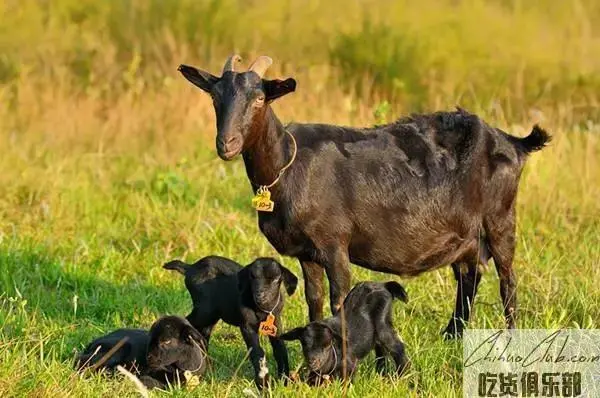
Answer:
[252,189,275,212]
[259,313,278,337]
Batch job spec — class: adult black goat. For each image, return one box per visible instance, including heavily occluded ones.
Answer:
[178,55,550,338]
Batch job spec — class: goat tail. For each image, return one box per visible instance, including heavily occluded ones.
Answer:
[518,125,551,154]
[384,281,408,303]
[162,260,190,275]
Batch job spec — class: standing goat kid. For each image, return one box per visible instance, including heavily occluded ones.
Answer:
[178,55,550,338]
[281,281,410,385]
[164,257,299,388]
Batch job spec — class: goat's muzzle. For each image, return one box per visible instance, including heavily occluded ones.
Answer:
[217,134,243,160]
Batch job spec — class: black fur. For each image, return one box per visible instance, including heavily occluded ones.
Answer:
[75,316,207,390]
[178,57,551,338]
[281,281,409,384]
[75,329,149,373]
[384,281,408,303]
[165,256,299,388]
[163,256,242,308]
[142,315,208,389]
[512,124,552,153]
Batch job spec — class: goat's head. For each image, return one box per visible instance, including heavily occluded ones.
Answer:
[146,315,206,373]
[280,322,339,380]
[237,257,298,311]
[178,55,296,160]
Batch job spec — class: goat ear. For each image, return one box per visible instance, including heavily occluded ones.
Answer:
[263,78,296,102]
[182,324,204,347]
[163,260,188,275]
[178,64,218,93]
[321,324,335,342]
[278,263,298,296]
[279,327,305,341]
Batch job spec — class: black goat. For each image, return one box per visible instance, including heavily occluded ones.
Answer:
[178,55,551,338]
[164,257,299,388]
[75,329,149,373]
[75,316,207,390]
[281,281,409,384]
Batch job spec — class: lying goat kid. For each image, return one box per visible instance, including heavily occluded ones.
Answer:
[75,316,207,390]
[164,257,298,388]
[281,281,410,385]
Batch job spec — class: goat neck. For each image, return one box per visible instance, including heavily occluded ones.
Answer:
[242,106,293,195]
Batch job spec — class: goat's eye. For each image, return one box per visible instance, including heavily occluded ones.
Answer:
[255,95,265,104]
[160,339,172,346]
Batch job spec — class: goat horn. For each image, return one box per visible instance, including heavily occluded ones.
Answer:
[222,54,242,74]
[248,56,273,78]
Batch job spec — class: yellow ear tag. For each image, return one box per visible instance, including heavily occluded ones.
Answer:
[252,188,275,212]
[259,313,278,337]
[184,370,200,388]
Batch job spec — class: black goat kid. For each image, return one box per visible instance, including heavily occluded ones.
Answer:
[164,257,298,388]
[281,281,409,384]
[178,55,551,338]
[75,316,207,390]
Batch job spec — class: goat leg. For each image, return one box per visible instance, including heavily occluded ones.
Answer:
[300,260,326,321]
[486,218,517,329]
[269,334,290,380]
[443,261,482,339]
[322,248,352,315]
[240,326,269,389]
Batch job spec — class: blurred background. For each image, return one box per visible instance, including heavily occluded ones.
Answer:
[2,0,600,121]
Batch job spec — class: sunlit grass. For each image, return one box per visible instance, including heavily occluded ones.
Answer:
[1,73,598,396]
[1,0,600,119]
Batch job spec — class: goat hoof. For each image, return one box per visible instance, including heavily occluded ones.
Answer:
[442,322,464,340]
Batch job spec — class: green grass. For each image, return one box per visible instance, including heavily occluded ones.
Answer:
[1,0,600,396]
[1,115,599,396]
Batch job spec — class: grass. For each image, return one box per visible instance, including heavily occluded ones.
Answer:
[1,0,600,397]
[2,0,600,120]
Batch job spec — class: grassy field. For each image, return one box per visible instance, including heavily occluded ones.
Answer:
[1,0,600,397]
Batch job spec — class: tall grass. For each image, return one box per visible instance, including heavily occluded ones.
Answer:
[0,0,599,396]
